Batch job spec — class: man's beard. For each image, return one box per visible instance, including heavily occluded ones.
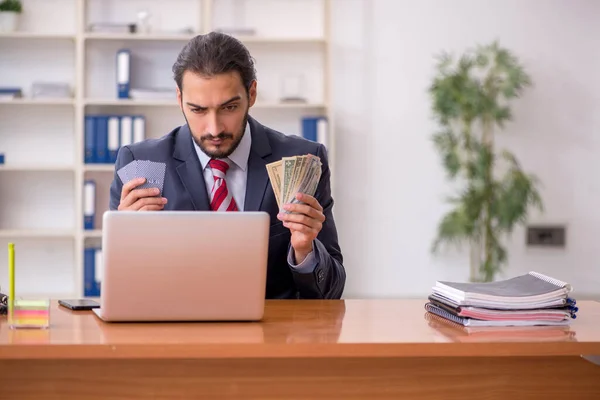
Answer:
[183,108,249,159]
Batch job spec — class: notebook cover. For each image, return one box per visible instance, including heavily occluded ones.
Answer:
[424,302,573,327]
[436,272,570,297]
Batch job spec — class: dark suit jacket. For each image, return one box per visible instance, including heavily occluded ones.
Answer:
[108,116,346,299]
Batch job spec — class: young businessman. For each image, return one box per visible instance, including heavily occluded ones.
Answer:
[108,32,346,299]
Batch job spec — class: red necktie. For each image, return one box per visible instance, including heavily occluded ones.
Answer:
[208,159,238,211]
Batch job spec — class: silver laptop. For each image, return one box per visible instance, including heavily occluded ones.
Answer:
[92,210,270,322]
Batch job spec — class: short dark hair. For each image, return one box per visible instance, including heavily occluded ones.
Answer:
[172,32,257,94]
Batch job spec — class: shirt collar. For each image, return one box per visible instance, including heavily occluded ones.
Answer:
[194,121,251,172]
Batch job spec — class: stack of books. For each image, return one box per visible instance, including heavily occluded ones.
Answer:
[425,271,578,327]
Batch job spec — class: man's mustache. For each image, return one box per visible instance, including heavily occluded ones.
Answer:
[201,132,234,141]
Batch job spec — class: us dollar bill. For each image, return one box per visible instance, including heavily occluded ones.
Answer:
[266,154,323,213]
[281,157,297,207]
[285,154,322,213]
[265,160,283,209]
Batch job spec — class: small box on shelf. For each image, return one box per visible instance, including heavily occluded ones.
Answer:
[84,0,200,42]
[0,87,22,99]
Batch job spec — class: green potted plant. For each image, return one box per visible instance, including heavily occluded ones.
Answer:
[0,0,22,33]
[428,41,543,282]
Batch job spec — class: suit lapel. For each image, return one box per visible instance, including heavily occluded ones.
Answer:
[173,124,211,211]
[244,116,273,211]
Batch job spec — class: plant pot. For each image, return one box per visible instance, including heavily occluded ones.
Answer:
[0,11,20,33]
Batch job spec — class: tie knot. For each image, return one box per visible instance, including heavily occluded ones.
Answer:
[209,159,230,175]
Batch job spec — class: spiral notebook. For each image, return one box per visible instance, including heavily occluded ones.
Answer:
[431,271,573,309]
[427,296,576,321]
[424,302,572,327]
[424,311,577,340]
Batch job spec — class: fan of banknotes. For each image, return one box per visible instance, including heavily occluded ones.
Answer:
[266,154,322,212]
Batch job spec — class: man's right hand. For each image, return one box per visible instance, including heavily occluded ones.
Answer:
[118,177,168,211]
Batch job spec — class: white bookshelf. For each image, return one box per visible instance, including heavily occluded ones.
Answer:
[0,0,334,298]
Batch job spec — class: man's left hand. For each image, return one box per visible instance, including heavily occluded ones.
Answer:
[277,193,325,264]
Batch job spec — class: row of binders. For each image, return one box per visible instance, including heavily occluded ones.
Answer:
[83,115,324,165]
[425,271,578,328]
[84,247,102,297]
[85,114,146,164]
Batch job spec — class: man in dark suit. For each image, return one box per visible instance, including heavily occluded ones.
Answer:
[108,32,346,300]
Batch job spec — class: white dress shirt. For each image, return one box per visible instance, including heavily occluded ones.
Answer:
[193,122,317,272]
[194,122,251,210]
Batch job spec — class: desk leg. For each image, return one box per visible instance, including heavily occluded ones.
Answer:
[2,356,600,399]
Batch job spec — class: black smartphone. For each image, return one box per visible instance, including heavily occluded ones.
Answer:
[58,299,100,310]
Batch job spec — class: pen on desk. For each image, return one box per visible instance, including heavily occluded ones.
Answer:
[8,242,15,314]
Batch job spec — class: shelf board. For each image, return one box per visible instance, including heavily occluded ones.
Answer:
[84,32,196,41]
[85,98,176,106]
[235,36,326,45]
[84,98,327,109]
[0,98,75,106]
[83,230,103,238]
[0,229,75,238]
[82,33,325,45]
[0,165,74,172]
[254,102,328,109]
[0,32,75,40]
[84,164,115,172]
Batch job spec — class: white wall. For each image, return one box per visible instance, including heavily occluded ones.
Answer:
[330,0,600,298]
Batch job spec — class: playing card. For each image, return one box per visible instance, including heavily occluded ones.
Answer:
[117,160,138,184]
[134,160,166,196]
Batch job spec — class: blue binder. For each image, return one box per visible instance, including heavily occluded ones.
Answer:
[83,179,96,230]
[95,116,108,163]
[84,116,96,163]
[116,49,131,99]
[107,115,120,163]
[84,248,100,297]
[301,117,318,142]
[301,116,328,146]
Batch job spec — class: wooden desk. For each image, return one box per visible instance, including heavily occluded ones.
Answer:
[1,299,599,399]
